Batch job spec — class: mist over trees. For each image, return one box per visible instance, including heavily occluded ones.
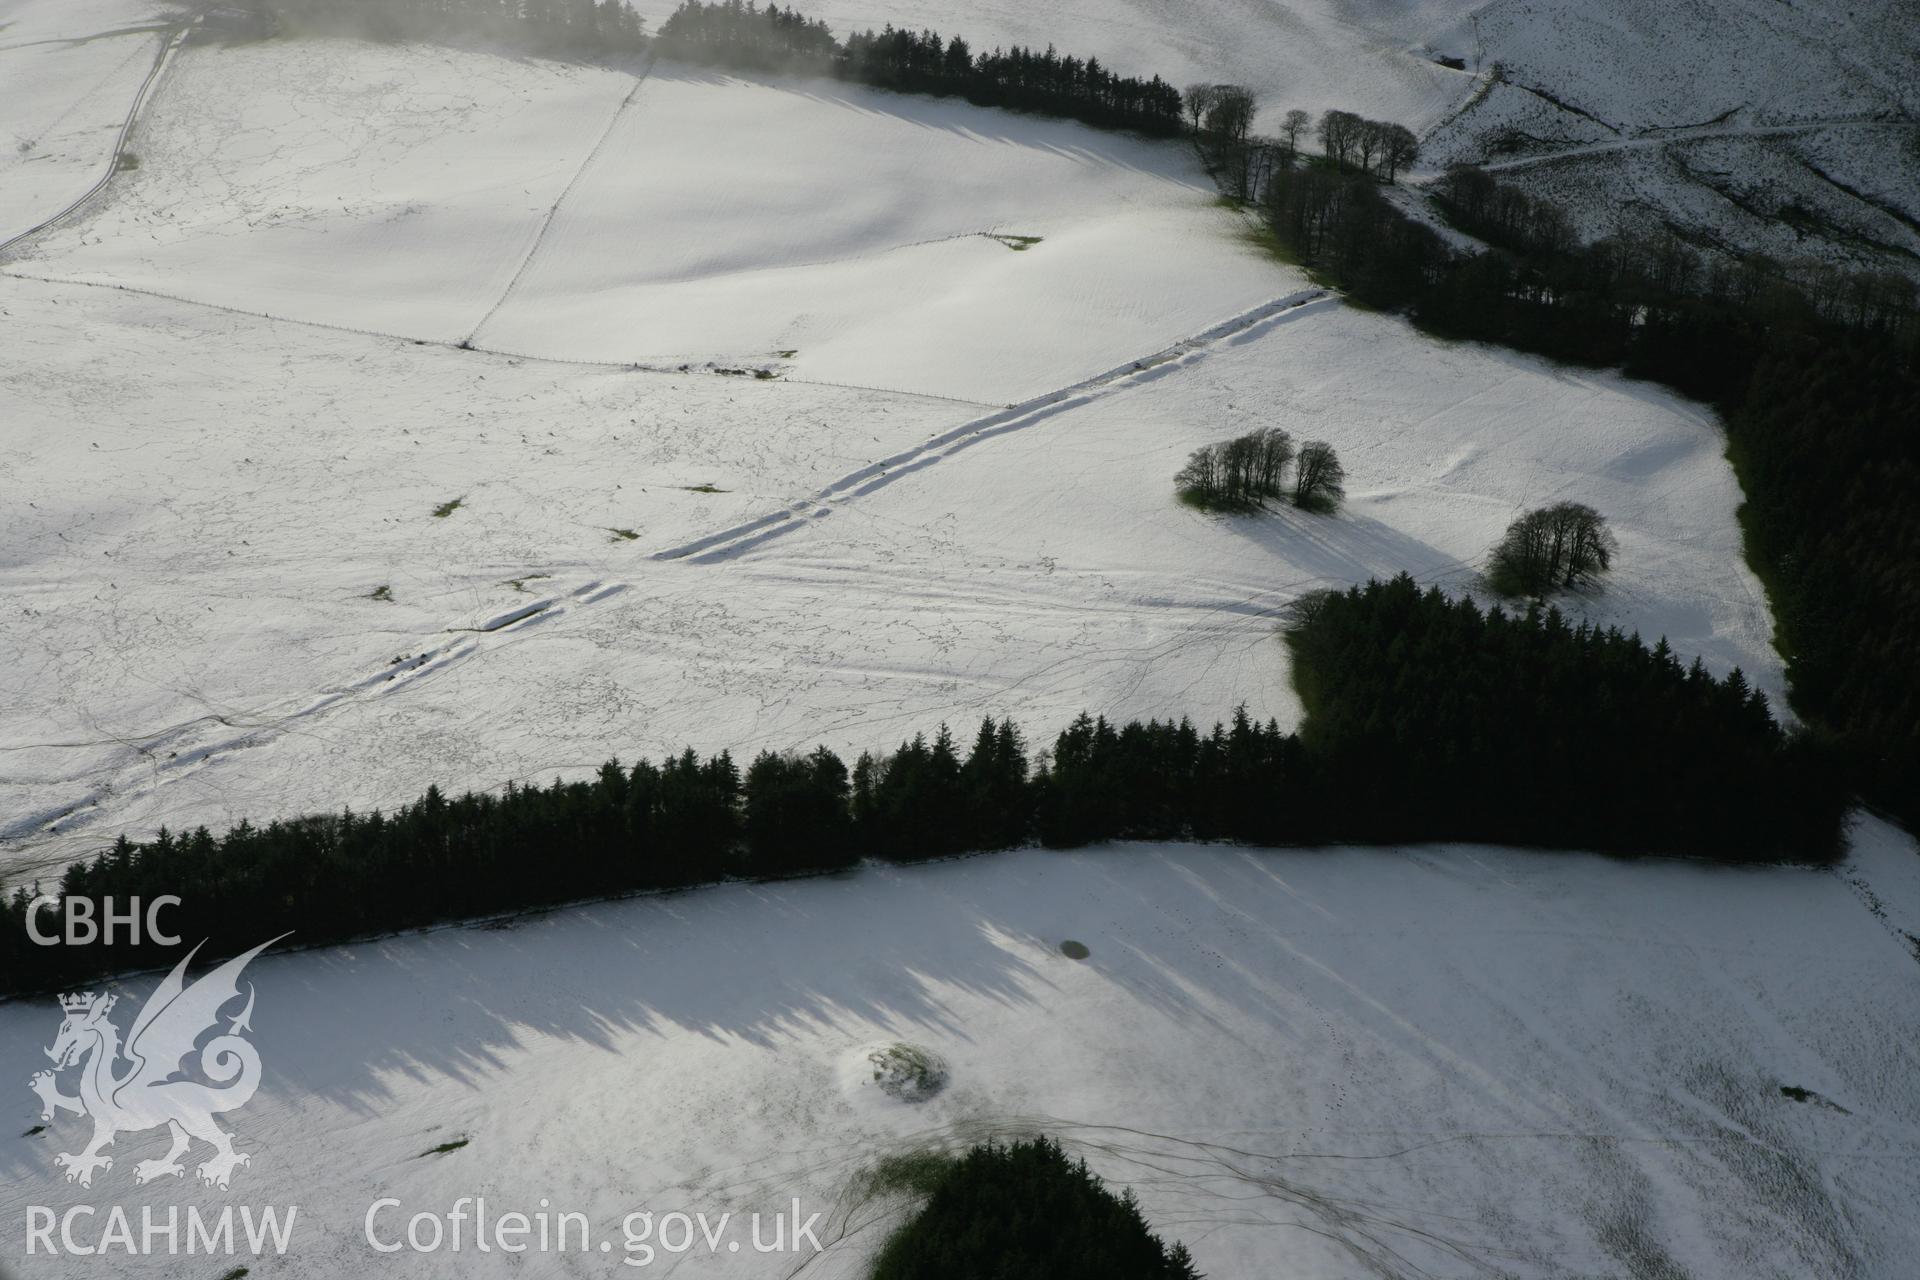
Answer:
[235,0,648,54]
[658,2,1184,135]
[230,0,1185,134]
[1487,502,1617,597]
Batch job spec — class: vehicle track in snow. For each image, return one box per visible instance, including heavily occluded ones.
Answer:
[0,292,1337,869]
[0,18,192,257]
[462,52,658,350]
[652,290,1338,564]
[1459,114,1910,175]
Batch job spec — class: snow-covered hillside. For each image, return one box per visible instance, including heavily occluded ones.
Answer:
[7,824,1920,1277]
[1418,0,1920,271]
[0,0,174,244]
[3,4,1914,1278]
[628,0,1481,133]
[7,37,1283,403]
[0,269,1779,890]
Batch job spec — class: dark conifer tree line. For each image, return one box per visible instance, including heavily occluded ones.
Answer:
[657,1,1184,135]
[870,1137,1203,1280]
[1251,149,1920,828]
[1282,576,1843,855]
[2,581,1841,995]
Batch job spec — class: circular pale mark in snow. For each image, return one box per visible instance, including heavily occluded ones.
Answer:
[860,1044,949,1104]
[1059,940,1091,960]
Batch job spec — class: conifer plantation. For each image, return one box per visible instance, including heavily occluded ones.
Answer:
[2,577,1840,995]
[657,1,1185,136]
[1243,136,1918,827]
[870,1138,1203,1280]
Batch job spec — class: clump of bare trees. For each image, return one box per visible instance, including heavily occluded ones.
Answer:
[1185,83,1261,197]
[1317,110,1420,180]
[1290,440,1346,512]
[1177,429,1344,513]
[1487,502,1617,596]
[1178,85,1419,206]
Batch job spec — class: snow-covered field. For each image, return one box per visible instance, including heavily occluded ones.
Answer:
[4,5,1915,1277]
[6,821,1920,1277]
[0,0,172,244]
[0,269,1780,889]
[627,0,1481,134]
[8,38,1283,403]
[0,0,1783,878]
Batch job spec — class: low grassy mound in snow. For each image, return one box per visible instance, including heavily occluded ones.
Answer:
[863,1044,948,1104]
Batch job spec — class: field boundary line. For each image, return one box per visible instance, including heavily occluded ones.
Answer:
[462,52,658,348]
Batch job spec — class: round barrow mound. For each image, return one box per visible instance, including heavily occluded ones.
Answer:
[865,1043,949,1104]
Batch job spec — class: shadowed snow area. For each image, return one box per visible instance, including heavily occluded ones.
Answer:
[10,39,1283,403]
[5,824,1918,1276]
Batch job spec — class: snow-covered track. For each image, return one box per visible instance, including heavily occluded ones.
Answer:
[462,52,658,349]
[0,19,190,257]
[652,290,1336,563]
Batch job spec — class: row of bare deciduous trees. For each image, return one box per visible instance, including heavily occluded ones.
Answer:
[1176,429,1345,513]
[1184,86,1419,203]
[1316,110,1420,181]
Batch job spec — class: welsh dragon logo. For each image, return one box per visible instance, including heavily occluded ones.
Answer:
[28,936,285,1189]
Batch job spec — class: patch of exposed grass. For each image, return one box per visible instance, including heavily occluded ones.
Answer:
[777,349,798,359]
[368,584,393,602]
[502,574,551,593]
[681,483,728,494]
[1176,486,1261,514]
[432,496,464,518]
[608,528,639,541]
[115,152,140,172]
[1236,216,1302,268]
[419,1137,469,1157]
[855,1149,958,1200]
[986,233,1043,251]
